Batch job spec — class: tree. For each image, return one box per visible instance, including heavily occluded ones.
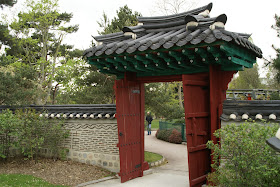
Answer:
[9,0,79,105]
[97,5,141,35]
[271,14,280,83]
[0,0,17,48]
[145,83,185,119]
[0,55,36,105]
[0,0,17,8]
[229,64,263,89]
[154,0,197,15]
[54,58,115,104]
[60,5,142,104]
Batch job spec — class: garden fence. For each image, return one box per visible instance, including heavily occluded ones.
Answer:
[159,121,186,142]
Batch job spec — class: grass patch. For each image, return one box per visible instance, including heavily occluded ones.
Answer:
[0,174,66,187]
[151,119,160,129]
[144,151,163,163]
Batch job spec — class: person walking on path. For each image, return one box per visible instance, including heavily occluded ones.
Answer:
[146,112,153,135]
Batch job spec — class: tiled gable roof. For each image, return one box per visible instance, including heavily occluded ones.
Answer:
[84,3,262,58]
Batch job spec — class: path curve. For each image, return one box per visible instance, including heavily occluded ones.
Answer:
[84,131,190,187]
[145,131,189,175]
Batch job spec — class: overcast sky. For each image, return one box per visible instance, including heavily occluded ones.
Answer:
[3,0,280,76]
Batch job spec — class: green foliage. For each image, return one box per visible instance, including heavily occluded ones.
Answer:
[0,55,36,105]
[270,91,280,100]
[0,0,17,9]
[14,109,49,161]
[0,109,69,161]
[54,60,116,104]
[168,129,182,144]
[0,174,66,187]
[229,64,263,89]
[42,120,69,160]
[271,14,280,84]
[6,0,79,105]
[145,82,185,119]
[0,110,19,159]
[206,122,280,187]
[97,5,141,35]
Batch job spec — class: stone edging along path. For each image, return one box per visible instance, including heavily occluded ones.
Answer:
[76,156,166,187]
[149,156,166,167]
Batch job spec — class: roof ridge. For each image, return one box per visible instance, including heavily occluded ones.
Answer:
[137,3,213,23]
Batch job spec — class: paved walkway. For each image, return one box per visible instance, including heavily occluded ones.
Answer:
[84,131,189,187]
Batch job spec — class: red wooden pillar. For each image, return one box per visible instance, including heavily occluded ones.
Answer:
[209,65,236,150]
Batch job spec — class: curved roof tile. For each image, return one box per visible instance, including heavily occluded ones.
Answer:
[84,2,262,74]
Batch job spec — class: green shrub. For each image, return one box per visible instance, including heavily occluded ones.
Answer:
[14,109,46,161]
[156,129,172,142]
[0,110,20,160]
[169,129,182,144]
[207,122,280,187]
[270,91,280,100]
[0,109,69,162]
[43,120,69,160]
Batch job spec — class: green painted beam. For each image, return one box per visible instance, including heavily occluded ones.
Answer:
[124,56,146,71]
[181,49,206,68]
[157,52,172,63]
[157,52,184,70]
[145,54,166,70]
[134,54,163,71]
[220,44,256,64]
[146,53,178,70]
[206,46,226,65]
[229,56,253,68]
[136,67,209,77]
[105,58,126,71]
[168,51,184,62]
[194,48,212,64]
[221,64,244,71]
[113,56,136,72]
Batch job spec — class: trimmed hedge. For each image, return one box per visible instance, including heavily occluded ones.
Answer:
[156,129,182,144]
[169,129,182,144]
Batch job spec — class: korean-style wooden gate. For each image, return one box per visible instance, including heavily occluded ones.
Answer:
[85,3,262,186]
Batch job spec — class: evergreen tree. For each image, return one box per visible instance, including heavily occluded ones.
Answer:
[8,0,79,105]
[97,5,141,35]
[271,14,280,83]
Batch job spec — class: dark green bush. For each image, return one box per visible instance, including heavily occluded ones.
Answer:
[207,122,280,187]
[169,129,182,144]
[0,110,20,160]
[270,91,280,100]
[0,109,69,162]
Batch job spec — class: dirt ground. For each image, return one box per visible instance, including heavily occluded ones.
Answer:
[0,158,115,186]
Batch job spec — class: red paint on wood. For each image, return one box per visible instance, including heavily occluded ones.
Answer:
[183,73,211,187]
[209,65,236,174]
[114,73,147,183]
[136,75,182,83]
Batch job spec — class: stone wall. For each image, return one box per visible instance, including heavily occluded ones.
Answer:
[40,119,120,172]
[62,119,120,172]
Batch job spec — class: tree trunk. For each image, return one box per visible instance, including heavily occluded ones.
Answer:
[178,82,183,109]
